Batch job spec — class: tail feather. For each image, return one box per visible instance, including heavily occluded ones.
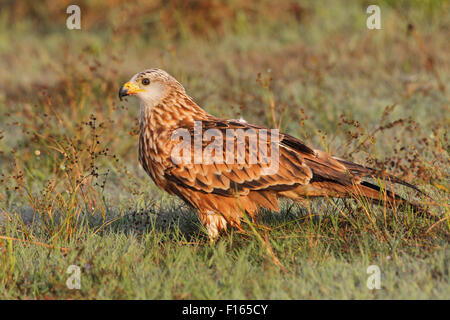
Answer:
[335,161,437,218]
[356,181,420,210]
[302,153,436,218]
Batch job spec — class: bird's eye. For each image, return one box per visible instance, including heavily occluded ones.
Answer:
[142,78,150,85]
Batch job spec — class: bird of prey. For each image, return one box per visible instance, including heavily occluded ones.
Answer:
[119,69,425,239]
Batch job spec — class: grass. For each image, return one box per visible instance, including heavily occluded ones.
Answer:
[1,204,448,299]
[0,0,449,299]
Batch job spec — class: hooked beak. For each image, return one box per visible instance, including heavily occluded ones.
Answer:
[119,81,144,101]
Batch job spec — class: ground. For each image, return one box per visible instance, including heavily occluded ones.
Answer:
[0,0,448,299]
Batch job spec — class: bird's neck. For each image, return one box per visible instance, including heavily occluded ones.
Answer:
[140,90,210,129]
[138,90,211,170]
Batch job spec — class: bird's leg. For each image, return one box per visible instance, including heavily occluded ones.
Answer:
[208,234,217,245]
[206,221,221,241]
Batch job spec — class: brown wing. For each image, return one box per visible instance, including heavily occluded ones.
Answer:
[163,119,314,198]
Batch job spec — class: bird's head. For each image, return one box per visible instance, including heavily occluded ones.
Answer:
[118,69,184,107]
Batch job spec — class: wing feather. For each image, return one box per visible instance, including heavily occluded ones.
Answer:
[164,118,313,196]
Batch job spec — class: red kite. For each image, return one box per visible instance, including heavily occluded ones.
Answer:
[119,69,425,239]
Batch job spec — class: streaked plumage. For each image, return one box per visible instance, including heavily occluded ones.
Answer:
[119,69,425,238]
